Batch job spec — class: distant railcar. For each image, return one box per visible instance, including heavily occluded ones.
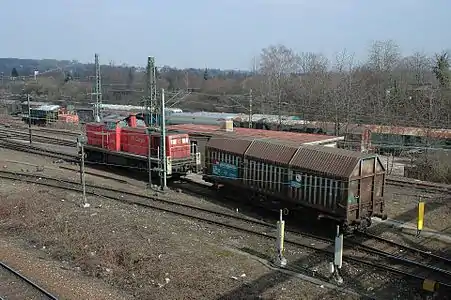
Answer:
[25,105,60,125]
[202,137,387,230]
[22,105,79,126]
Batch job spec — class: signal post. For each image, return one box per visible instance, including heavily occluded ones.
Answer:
[77,135,89,208]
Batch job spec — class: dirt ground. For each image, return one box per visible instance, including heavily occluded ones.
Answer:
[383,184,451,234]
[0,147,447,299]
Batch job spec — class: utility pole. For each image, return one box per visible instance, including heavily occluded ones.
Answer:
[27,94,32,144]
[249,89,253,128]
[145,57,157,126]
[160,89,167,190]
[94,53,102,122]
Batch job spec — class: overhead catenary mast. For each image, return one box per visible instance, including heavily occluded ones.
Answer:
[93,53,102,122]
[145,56,157,126]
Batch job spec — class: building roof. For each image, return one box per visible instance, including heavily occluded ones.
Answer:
[167,124,344,145]
[170,111,238,119]
[21,101,49,106]
[97,104,183,114]
[34,105,60,111]
[308,121,451,139]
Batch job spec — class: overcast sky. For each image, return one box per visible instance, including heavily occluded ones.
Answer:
[1,0,450,69]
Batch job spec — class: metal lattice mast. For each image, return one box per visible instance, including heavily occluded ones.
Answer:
[145,57,157,126]
[94,53,102,122]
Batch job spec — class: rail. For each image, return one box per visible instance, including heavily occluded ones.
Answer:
[0,129,450,194]
[0,261,59,300]
[0,139,78,162]
[0,169,450,294]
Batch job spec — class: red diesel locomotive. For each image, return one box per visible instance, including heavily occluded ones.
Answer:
[83,114,201,178]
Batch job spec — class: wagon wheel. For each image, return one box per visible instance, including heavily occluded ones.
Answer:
[357,217,372,232]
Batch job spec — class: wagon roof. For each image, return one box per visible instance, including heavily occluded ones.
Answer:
[206,137,254,155]
[244,139,300,164]
[289,145,375,178]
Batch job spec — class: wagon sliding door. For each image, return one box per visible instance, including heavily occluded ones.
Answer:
[245,159,285,194]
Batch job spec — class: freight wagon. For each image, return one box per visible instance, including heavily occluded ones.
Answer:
[83,114,201,178]
[25,105,60,125]
[202,137,387,231]
[22,104,79,126]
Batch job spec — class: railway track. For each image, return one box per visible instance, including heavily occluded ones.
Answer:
[0,169,450,295]
[386,177,451,194]
[27,127,81,138]
[0,261,58,300]
[0,139,78,162]
[0,128,449,194]
[178,178,451,287]
[355,232,451,271]
[0,128,77,147]
[0,122,81,138]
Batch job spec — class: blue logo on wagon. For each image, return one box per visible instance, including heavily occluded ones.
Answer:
[212,162,238,179]
[290,181,302,188]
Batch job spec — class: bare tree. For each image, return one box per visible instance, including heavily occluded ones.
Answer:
[328,49,360,135]
[289,52,330,124]
[258,44,300,126]
[367,40,401,72]
[364,40,402,124]
[400,52,433,85]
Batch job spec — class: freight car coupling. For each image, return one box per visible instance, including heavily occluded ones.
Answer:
[340,217,373,234]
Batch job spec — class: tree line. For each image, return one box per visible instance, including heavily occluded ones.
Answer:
[0,40,450,132]
[252,41,450,132]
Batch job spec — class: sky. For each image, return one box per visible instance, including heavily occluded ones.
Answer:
[1,0,450,69]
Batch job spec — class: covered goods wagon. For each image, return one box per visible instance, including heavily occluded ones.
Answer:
[203,137,386,230]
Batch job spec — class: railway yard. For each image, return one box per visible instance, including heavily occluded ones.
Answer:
[0,123,450,300]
